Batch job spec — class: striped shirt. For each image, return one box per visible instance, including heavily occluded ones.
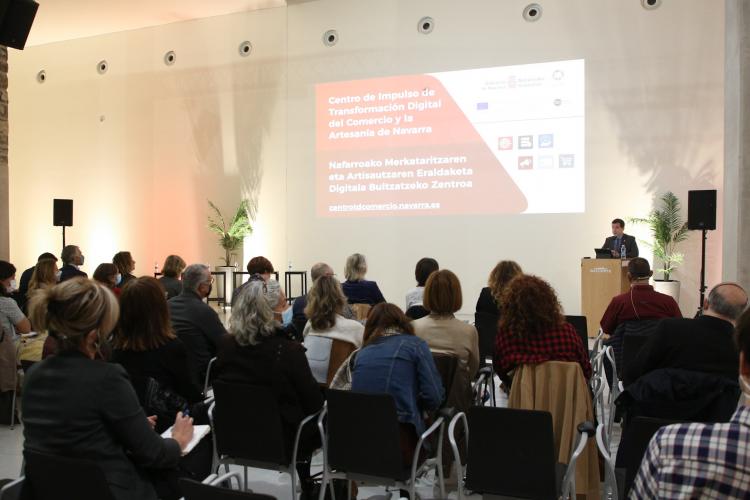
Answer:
[630,405,750,499]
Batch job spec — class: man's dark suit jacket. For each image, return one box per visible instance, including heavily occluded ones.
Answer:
[22,350,181,500]
[625,315,739,384]
[59,264,87,282]
[167,290,227,387]
[602,234,639,257]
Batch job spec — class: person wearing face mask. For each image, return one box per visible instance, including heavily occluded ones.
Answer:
[23,278,194,500]
[59,244,87,282]
[94,263,122,297]
[0,260,32,424]
[113,251,137,288]
[167,264,227,389]
[630,306,750,499]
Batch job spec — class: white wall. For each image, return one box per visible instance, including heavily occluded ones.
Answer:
[8,0,725,318]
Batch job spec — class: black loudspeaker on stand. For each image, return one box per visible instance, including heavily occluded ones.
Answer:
[687,189,716,315]
[53,199,73,250]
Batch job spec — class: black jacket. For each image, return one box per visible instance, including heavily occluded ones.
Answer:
[602,234,639,258]
[59,264,87,282]
[22,350,181,500]
[167,291,227,388]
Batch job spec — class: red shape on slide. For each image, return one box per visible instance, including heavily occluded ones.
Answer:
[317,74,528,216]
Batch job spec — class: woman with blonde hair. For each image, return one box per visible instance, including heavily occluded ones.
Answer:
[26,257,59,298]
[18,258,58,371]
[341,253,385,305]
[113,251,136,287]
[158,255,186,299]
[476,260,523,316]
[303,275,364,384]
[23,278,193,500]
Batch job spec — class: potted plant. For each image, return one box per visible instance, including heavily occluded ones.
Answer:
[207,199,253,266]
[207,200,253,306]
[630,191,689,300]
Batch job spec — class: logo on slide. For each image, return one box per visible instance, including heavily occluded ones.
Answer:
[538,156,554,169]
[559,154,575,168]
[498,136,514,150]
[518,135,533,149]
[518,156,534,170]
[476,102,489,110]
[539,134,554,148]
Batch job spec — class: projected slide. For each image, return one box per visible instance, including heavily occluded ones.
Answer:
[316,59,584,217]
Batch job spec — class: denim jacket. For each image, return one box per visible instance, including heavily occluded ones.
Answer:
[351,333,445,435]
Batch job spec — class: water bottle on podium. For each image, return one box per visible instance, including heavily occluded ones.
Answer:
[620,244,627,260]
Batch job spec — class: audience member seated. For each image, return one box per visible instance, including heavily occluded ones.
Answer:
[112,277,203,431]
[0,261,31,424]
[18,258,58,370]
[620,283,748,423]
[158,255,186,299]
[341,253,385,305]
[413,269,479,410]
[292,262,334,336]
[24,278,194,500]
[231,255,275,307]
[59,244,87,281]
[404,257,439,317]
[168,264,227,388]
[351,303,444,465]
[601,258,681,369]
[303,275,364,384]
[94,263,122,297]
[17,252,57,312]
[493,274,591,386]
[113,251,137,287]
[215,278,323,495]
[630,306,750,498]
[475,260,522,317]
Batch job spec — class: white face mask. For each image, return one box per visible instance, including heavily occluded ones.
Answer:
[7,279,16,293]
[281,304,293,325]
[115,274,122,286]
[55,270,62,282]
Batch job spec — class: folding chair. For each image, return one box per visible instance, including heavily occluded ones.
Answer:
[23,449,116,500]
[620,334,650,387]
[0,477,23,500]
[317,390,449,500]
[564,315,589,350]
[179,470,277,500]
[203,357,217,397]
[209,382,322,498]
[448,406,595,499]
[473,311,499,405]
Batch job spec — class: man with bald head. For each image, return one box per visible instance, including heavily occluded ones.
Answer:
[626,282,749,383]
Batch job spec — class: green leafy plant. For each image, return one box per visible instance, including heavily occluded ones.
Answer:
[630,191,689,281]
[207,200,253,266]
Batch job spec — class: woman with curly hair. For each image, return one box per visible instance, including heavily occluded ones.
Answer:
[475,260,522,317]
[493,274,591,385]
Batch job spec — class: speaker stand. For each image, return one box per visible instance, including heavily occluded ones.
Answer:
[697,229,708,316]
[61,225,66,251]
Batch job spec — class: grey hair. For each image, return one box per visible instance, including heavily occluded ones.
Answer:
[230,279,281,346]
[61,245,79,265]
[344,253,367,281]
[182,264,210,292]
[311,262,333,281]
[708,283,749,321]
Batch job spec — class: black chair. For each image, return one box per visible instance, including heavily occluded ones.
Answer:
[23,450,116,500]
[449,406,594,500]
[565,315,589,350]
[605,319,661,379]
[180,471,277,500]
[432,353,458,407]
[0,477,23,500]
[318,390,448,500]
[621,333,651,386]
[615,416,680,496]
[209,382,322,498]
[473,311,498,367]
[405,305,429,320]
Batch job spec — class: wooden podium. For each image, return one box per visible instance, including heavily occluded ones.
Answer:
[581,258,630,337]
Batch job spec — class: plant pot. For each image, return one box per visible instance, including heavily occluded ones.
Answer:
[216,266,235,307]
[653,280,680,302]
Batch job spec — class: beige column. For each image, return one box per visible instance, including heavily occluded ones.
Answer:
[0,46,8,260]
[724,0,750,290]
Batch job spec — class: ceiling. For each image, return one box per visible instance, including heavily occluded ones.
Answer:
[25,0,287,47]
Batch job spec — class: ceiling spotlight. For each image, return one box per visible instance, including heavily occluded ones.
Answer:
[418,17,434,34]
[97,60,108,74]
[523,3,542,22]
[239,41,252,57]
[164,51,176,66]
[641,0,661,9]
[323,29,338,47]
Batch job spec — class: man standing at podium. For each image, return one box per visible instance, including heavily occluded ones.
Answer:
[602,218,639,258]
